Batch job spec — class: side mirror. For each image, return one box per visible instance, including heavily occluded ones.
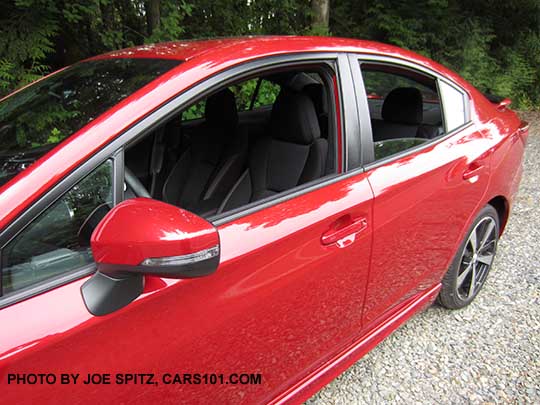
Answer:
[81,198,220,316]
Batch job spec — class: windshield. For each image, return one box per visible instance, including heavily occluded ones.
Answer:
[0,57,181,187]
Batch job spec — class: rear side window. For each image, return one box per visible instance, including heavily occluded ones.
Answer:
[360,63,444,161]
[1,160,113,295]
[439,81,467,131]
[362,69,440,124]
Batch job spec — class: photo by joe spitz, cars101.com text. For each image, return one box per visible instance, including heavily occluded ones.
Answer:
[0,36,528,404]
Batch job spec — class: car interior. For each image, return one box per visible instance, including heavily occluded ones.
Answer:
[125,67,337,218]
[361,64,445,160]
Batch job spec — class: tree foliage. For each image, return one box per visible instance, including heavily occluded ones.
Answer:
[1,0,539,108]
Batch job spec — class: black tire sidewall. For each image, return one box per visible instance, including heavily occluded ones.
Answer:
[438,204,500,309]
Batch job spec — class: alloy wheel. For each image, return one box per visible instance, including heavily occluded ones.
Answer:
[455,217,497,301]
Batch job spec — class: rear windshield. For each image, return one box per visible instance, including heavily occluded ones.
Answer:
[0,58,181,186]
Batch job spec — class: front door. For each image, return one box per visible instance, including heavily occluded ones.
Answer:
[2,55,374,405]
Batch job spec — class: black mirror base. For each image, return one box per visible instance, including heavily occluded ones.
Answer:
[81,271,144,316]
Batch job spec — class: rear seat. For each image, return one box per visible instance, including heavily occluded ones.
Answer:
[371,87,439,142]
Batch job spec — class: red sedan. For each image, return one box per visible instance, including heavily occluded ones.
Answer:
[0,36,528,404]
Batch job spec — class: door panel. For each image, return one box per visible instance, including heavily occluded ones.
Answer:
[1,172,373,404]
[348,55,491,326]
[361,127,490,325]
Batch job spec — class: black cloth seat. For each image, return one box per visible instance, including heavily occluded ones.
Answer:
[371,87,439,142]
[162,89,247,216]
[303,83,329,139]
[218,92,328,213]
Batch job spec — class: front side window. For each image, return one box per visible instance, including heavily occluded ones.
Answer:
[230,79,281,111]
[181,79,281,123]
[1,160,113,295]
[0,58,181,187]
[361,63,444,161]
[126,66,337,218]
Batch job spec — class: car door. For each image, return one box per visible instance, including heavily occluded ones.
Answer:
[1,54,374,404]
[348,55,491,327]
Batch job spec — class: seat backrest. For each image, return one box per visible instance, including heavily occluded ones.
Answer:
[303,83,329,138]
[162,89,247,215]
[372,87,424,142]
[218,92,327,213]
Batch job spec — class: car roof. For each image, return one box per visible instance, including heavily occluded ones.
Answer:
[88,35,419,64]
[86,36,469,91]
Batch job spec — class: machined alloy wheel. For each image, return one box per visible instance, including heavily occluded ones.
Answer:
[438,205,500,309]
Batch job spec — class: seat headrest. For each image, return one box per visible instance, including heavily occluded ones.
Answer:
[382,87,423,125]
[270,92,321,145]
[205,88,238,129]
[302,83,328,116]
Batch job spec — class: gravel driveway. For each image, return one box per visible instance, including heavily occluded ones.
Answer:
[307,112,540,404]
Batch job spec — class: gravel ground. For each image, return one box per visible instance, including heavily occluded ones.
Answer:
[307,112,540,404]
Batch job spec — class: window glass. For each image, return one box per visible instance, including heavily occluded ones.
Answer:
[230,79,281,111]
[0,58,181,187]
[361,63,444,161]
[252,80,280,109]
[125,67,335,218]
[230,79,259,111]
[181,78,281,122]
[439,81,466,131]
[2,160,113,294]
[182,100,205,121]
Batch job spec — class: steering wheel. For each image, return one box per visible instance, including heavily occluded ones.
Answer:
[124,166,151,198]
[76,167,150,246]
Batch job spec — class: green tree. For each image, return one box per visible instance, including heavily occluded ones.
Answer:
[0,0,539,108]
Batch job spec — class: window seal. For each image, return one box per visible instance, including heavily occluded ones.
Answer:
[249,77,262,110]
[0,263,96,310]
[362,121,475,172]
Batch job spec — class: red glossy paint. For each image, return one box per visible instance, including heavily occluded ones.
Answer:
[0,36,527,404]
[91,198,218,266]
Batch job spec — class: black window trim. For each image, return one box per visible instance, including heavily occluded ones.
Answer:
[248,77,263,110]
[348,53,474,171]
[0,152,121,308]
[0,51,361,309]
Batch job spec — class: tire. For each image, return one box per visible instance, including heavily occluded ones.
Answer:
[437,204,500,309]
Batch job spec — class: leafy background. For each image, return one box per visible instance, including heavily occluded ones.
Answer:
[1,0,539,109]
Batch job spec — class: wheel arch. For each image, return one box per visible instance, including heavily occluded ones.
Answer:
[487,195,509,236]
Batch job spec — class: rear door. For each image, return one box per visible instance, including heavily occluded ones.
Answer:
[349,55,491,327]
[1,54,373,404]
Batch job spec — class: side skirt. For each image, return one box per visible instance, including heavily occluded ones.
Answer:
[269,283,441,405]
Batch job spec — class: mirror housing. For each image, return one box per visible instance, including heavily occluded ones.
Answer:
[91,197,220,278]
[81,198,220,316]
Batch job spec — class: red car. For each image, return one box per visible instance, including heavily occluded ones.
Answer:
[0,36,528,404]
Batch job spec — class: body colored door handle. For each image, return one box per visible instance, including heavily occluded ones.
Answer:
[463,162,484,180]
[321,216,368,246]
